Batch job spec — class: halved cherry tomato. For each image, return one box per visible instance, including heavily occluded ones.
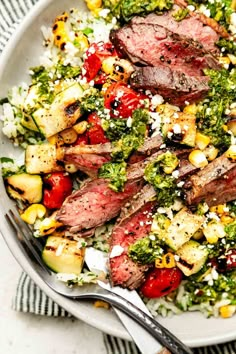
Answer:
[212,249,236,272]
[226,249,236,270]
[83,42,117,82]
[43,172,73,210]
[140,267,183,298]
[104,82,146,118]
[87,112,110,145]
[73,131,89,146]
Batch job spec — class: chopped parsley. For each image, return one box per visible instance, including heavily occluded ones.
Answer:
[99,161,127,192]
[128,236,164,264]
[216,38,236,55]
[80,88,104,113]
[172,8,189,21]
[196,68,236,150]
[144,152,179,207]
[103,0,173,22]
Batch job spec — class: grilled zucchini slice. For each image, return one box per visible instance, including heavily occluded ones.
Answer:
[42,236,85,274]
[5,173,42,204]
[176,240,208,276]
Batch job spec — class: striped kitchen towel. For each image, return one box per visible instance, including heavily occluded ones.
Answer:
[1,1,236,354]
[13,273,236,354]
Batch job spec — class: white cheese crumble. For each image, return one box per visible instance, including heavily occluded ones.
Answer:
[110,245,124,258]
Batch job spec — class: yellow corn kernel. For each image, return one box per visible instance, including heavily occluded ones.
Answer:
[219,56,231,69]
[21,204,46,225]
[203,221,226,244]
[183,104,197,115]
[85,0,102,11]
[225,145,236,161]
[203,145,219,161]
[94,300,110,309]
[155,257,164,268]
[189,150,208,168]
[65,164,79,173]
[47,133,64,147]
[221,215,234,225]
[162,253,176,268]
[59,128,78,144]
[102,57,134,82]
[195,132,210,150]
[210,204,227,215]
[39,217,63,236]
[73,121,88,135]
[223,124,228,132]
[74,32,89,52]
[52,13,70,50]
[219,305,236,318]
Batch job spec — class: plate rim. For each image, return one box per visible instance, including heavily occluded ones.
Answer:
[0,0,236,347]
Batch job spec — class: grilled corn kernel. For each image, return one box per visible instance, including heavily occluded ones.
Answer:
[59,128,78,144]
[183,104,197,115]
[73,121,88,135]
[225,145,236,161]
[203,221,226,244]
[155,257,164,268]
[85,0,102,11]
[219,305,236,318]
[21,204,46,225]
[219,56,231,69]
[94,300,110,309]
[39,217,63,236]
[74,32,89,52]
[52,13,70,50]
[195,132,210,150]
[189,150,208,168]
[48,133,64,147]
[210,204,227,215]
[162,253,176,268]
[65,163,79,173]
[221,215,234,225]
[203,145,219,161]
[102,57,134,82]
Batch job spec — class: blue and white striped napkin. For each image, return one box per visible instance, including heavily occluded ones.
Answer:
[1,1,236,353]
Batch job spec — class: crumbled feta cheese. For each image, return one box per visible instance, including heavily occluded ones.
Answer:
[126,116,132,128]
[173,124,181,134]
[110,245,124,258]
[172,170,180,179]
[151,94,164,108]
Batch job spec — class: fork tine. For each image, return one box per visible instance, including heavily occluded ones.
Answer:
[6,209,51,275]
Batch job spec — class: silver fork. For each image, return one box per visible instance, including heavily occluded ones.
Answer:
[4,208,193,354]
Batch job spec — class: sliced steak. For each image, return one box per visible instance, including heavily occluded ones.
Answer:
[185,154,236,206]
[174,0,229,38]
[110,23,220,77]
[130,66,209,105]
[56,178,144,233]
[131,12,219,54]
[110,202,155,289]
[64,153,110,178]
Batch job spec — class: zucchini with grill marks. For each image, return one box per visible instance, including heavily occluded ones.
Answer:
[5,173,42,204]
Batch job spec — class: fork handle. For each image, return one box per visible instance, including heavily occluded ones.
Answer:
[77,287,193,354]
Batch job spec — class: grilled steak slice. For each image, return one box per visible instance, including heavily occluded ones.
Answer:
[57,178,144,233]
[131,12,219,54]
[110,23,220,76]
[130,66,209,105]
[174,0,229,38]
[185,154,236,206]
[64,153,110,178]
[110,202,155,289]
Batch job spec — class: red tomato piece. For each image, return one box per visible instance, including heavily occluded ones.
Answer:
[83,42,117,82]
[87,112,109,145]
[43,172,73,210]
[140,267,183,298]
[73,131,89,146]
[226,249,236,270]
[104,82,146,118]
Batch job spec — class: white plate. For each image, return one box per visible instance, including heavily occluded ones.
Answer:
[0,0,235,347]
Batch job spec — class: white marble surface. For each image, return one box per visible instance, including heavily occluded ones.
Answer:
[0,235,107,354]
